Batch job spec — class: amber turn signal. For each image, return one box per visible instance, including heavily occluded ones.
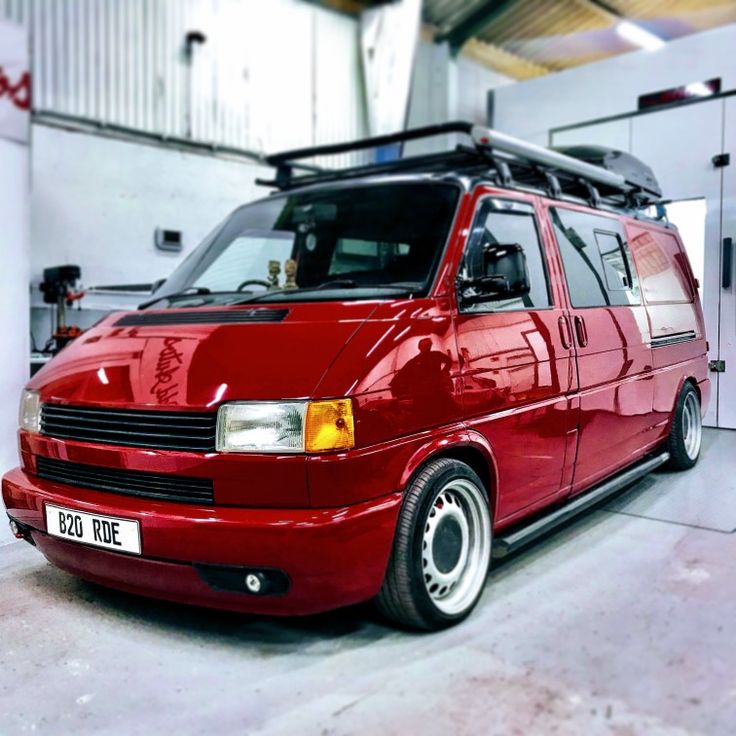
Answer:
[305,399,355,452]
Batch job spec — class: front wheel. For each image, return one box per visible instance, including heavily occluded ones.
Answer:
[376,458,492,631]
[666,383,702,470]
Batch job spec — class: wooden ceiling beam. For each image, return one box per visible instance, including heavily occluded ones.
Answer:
[435,0,518,55]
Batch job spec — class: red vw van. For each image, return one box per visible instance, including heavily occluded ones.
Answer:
[3,124,709,630]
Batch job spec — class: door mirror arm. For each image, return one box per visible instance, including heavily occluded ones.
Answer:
[457,275,522,306]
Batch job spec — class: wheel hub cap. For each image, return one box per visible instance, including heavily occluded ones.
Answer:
[421,479,491,616]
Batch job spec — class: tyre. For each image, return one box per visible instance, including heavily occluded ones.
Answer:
[666,383,702,471]
[376,458,492,631]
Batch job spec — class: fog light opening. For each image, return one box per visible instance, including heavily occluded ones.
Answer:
[8,518,33,545]
[245,573,263,594]
[195,564,290,596]
[9,519,22,538]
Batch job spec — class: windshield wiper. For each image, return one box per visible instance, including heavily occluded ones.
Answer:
[237,281,417,304]
[138,286,211,310]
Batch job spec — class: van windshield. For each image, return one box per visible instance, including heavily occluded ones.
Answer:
[146,182,460,308]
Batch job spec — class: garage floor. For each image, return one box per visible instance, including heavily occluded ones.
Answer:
[1,428,734,735]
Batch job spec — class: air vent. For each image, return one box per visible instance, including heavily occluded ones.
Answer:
[115,308,289,326]
[35,457,214,505]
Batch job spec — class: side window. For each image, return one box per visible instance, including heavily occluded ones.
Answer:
[628,229,694,304]
[551,208,641,308]
[462,199,552,312]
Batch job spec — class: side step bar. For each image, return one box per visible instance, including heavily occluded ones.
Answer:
[492,452,670,559]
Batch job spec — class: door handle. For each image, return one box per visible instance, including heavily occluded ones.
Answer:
[723,237,733,289]
[558,316,572,349]
[574,315,588,347]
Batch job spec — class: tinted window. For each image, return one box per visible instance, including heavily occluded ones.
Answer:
[551,208,641,308]
[461,199,551,312]
[629,229,693,304]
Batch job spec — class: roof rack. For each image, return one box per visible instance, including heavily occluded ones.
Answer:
[258,121,662,209]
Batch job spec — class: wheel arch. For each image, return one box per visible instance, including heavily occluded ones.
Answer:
[672,374,701,416]
[399,429,499,522]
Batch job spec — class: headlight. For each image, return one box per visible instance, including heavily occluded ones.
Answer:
[216,399,354,453]
[19,390,41,433]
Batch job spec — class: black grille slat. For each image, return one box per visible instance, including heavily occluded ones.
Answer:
[41,412,215,428]
[35,457,214,504]
[115,308,289,326]
[39,466,209,490]
[41,405,217,424]
[40,433,213,452]
[42,423,208,441]
[40,404,217,452]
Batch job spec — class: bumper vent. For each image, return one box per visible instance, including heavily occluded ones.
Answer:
[35,457,214,505]
[115,308,289,326]
[41,404,217,452]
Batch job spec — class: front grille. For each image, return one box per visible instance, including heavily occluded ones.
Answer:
[115,308,289,326]
[36,457,214,504]
[40,404,217,452]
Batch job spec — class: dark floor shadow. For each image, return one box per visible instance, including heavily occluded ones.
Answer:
[26,562,399,651]
[483,474,660,590]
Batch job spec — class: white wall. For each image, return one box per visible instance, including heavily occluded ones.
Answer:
[0,134,29,546]
[0,137,29,485]
[406,41,513,155]
[30,124,270,288]
[494,24,736,145]
[0,18,30,544]
[28,123,275,344]
[0,0,368,156]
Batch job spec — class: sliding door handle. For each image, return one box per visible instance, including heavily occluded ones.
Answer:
[574,315,588,347]
[723,237,733,289]
[558,316,572,349]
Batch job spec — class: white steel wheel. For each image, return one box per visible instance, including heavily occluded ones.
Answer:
[682,391,702,461]
[421,478,491,616]
[667,384,702,471]
[376,458,492,631]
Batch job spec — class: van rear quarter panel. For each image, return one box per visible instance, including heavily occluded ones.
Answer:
[625,220,709,426]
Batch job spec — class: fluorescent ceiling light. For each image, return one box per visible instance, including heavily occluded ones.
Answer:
[616,20,665,51]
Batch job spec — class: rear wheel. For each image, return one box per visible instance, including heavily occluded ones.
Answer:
[376,458,492,631]
[666,384,702,470]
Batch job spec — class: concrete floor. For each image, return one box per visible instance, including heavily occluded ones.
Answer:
[1,428,735,735]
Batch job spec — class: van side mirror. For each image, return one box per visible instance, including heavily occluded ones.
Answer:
[458,243,531,306]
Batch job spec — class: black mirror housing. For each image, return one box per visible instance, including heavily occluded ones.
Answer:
[458,243,531,305]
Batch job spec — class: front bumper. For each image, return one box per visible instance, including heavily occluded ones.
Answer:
[2,467,402,616]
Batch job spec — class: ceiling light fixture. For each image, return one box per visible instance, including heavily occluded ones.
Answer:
[616,20,665,52]
[684,82,714,97]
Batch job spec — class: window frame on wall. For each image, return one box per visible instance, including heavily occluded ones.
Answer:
[458,196,554,315]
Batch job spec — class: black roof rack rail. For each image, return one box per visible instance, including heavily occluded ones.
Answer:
[258,121,662,208]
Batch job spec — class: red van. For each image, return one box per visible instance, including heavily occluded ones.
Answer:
[3,123,709,630]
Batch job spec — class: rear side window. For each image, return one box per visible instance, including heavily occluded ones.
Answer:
[551,208,641,308]
[461,199,551,312]
[628,229,693,304]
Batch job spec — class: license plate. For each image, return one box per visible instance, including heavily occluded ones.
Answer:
[45,504,141,555]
